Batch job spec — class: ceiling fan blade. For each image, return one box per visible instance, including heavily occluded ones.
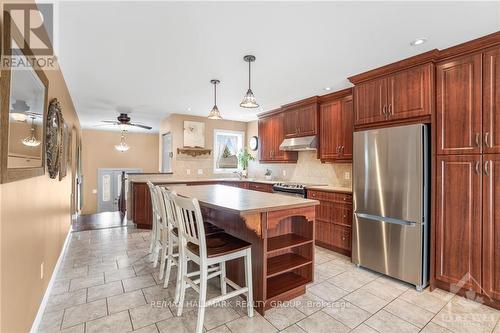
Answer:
[101,120,121,125]
[129,123,152,130]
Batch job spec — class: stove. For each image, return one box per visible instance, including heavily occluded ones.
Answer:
[272,182,307,197]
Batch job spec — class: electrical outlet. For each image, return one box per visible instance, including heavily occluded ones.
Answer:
[40,262,44,280]
[197,169,203,175]
[344,172,351,180]
[186,169,191,175]
[282,170,287,177]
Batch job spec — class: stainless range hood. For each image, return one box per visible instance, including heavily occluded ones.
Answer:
[279,135,317,151]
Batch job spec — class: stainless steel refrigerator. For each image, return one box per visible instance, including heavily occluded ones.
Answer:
[352,124,429,290]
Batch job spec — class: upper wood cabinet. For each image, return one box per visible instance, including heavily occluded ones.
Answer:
[258,111,298,163]
[482,154,500,300]
[435,155,482,292]
[483,46,500,154]
[436,53,483,155]
[282,99,318,138]
[349,52,436,128]
[319,90,353,162]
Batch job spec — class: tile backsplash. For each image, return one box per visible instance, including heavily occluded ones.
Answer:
[247,150,352,187]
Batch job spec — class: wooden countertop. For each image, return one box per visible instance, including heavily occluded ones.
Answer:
[306,185,352,194]
[167,184,319,214]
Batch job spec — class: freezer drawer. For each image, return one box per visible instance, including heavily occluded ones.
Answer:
[352,213,425,286]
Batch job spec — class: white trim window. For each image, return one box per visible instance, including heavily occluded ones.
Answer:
[213,129,244,173]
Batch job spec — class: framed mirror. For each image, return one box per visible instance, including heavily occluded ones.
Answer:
[0,22,49,183]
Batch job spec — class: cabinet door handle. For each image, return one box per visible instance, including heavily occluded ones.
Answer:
[485,132,490,148]
[341,145,345,153]
[382,105,387,117]
[475,160,481,175]
[485,160,490,176]
[388,103,393,116]
[475,133,481,148]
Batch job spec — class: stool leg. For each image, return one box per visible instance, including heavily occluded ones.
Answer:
[159,230,167,280]
[244,248,254,317]
[163,235,174,288]
[196,265,208,333]
[176,252,187,316]
[148,222,155,255]
[152,228,161,268]
[220,261,227,295]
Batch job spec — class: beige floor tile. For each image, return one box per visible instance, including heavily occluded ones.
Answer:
[322,300,370,329]
[359,278,408,301]
[46,289,87,313]
[57,266,88,280]
[85,310,132,333]
[432,296,500,333]
[308,281,348,302]
[350,323,378,333]
[130,303,173,330]
[365,310,419,333]
[69,273,104,292]
[108,290,146,314]
[142,284,175,304]
[420,322,453,333]
[132,324,160,333]
[203,306,241,330]
[52,279,71,296]
[327,271,372,292]
[384,298,434,328]
[399,289,448,313]
[207,324,231,333]
[38,310,64,333]
[87,280,124,302]
[226,314,277,333]
[344,289,388,314]
[88,261,119,275]
[280,324,306,333]
[290,292,325,316]
[123,274,156,292]
[296,310,349,333]
[156,309,205,333]
[105,267,136,283]
[60,323,85,333]
[264,305,306,330]
[61,299,107,328]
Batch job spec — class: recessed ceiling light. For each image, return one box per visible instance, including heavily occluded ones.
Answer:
[411,38,427,46]
[324,87,332,91]
[187,107,192,112]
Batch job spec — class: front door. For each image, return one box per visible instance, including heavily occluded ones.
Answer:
[98,168,141,213]
[162,132,173,173]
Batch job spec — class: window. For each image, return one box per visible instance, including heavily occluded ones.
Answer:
[213,129,244,173]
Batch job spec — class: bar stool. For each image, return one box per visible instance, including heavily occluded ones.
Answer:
[150,185,168,270]
[172,193,254,333]
[146,181,160,260]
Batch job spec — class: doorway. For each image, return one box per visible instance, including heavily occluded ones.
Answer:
[162,132,173,173]
[97,168,142,213]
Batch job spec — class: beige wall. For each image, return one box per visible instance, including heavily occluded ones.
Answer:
[0,10,81,333]
[246,121,352,187]
[159,114,247,178]
[81,129,159,214]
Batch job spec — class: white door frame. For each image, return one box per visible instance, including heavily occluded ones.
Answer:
[97,168,142,213]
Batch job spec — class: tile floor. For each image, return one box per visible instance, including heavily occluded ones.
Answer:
[37,227,500,333]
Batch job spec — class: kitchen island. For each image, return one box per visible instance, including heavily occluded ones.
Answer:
[168,184,319,315]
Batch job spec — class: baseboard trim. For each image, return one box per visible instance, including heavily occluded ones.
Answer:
[29,228,72,333]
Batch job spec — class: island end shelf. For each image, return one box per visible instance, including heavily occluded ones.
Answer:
[168,184,319,315]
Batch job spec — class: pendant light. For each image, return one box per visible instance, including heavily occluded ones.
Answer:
[115,130,130,152]
[240,55,259,108]
[22,117,41,147]
[208,79,222,120]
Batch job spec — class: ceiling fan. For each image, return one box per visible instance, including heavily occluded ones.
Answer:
[101,112,152,130]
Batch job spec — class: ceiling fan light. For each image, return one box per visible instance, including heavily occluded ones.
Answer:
[22,136,41,147]
[115,142,130,152]
[240,88,259,108]
[208,105,222,120]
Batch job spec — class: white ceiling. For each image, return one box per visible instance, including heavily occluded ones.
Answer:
[57,1,500,132]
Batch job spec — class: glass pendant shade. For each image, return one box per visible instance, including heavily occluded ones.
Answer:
[240,55,259,108]
[22,118,40,147]
[208,105,222,120]
[115,131,130,152]
[11,112,28,122]
[240,88,259,108]
[208,79,222,119]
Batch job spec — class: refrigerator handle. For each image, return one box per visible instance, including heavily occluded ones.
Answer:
[355,212,417,227]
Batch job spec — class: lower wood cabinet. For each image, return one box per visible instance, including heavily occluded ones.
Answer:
[248,182,273,193]
[307,189,352,256]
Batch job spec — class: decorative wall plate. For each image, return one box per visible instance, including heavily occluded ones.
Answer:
[46,99,63,179]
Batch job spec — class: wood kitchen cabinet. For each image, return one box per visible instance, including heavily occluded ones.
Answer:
[483,155,500,300]
[283,102,318,138]
[258,111,298,163]
[350,58,434,128]
[484,46,500,154]
[436,53,482,155]
[319,90,353,162]
[434,155,482,292]
[307,189,352,256]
